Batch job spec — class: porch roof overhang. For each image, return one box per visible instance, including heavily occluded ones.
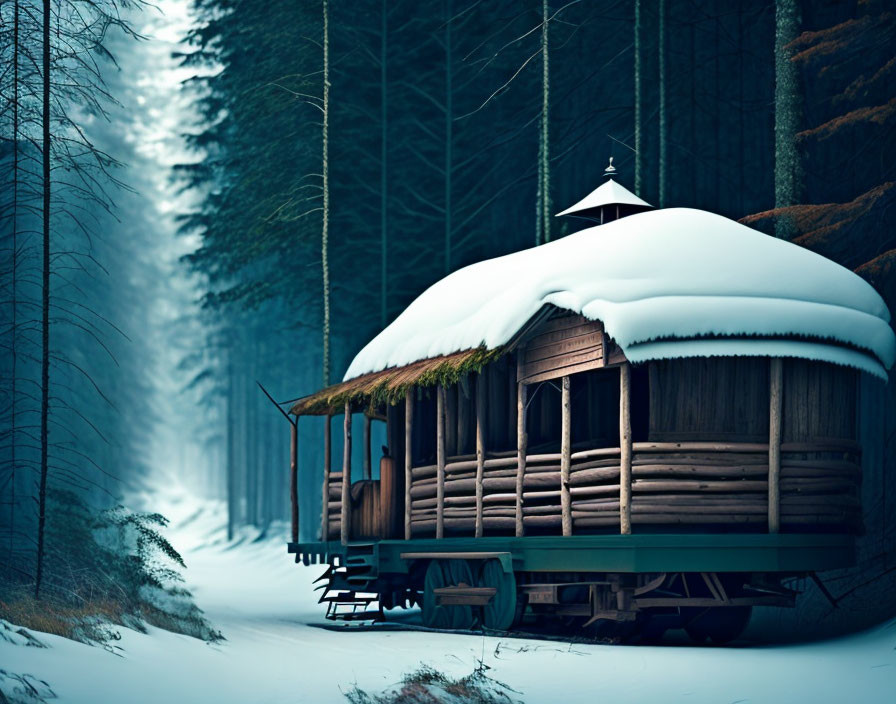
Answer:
[290,347,503,416]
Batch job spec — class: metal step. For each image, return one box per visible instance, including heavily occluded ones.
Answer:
[323,593,383,622]
[319,590,377,604]
[334,610,384,622]
[316,546,382,621]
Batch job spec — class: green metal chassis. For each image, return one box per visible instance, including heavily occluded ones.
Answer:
[288,533,856,576]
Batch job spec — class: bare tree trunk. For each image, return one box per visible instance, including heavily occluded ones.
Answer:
[321,0,331,386]
[634,0,643,195]
[737,4,745,215]
[246,344,257,526]
[35,0,51,598]
[290,419,298,542]
[226,358,236,541]
[9,0,20,563]
[774,0,801,238]
[657,0,666,207]
[535,141,543,245]
[540,0,551,242]
[380,0,388,328]
[443,0,452,275]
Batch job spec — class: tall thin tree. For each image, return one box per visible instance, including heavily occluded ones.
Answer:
[774,0,801,238]
[657,0,666,207]
[321,0,331,386]
[8,0,21,562]
[379,0,389,328]
[540,0,551,243]
[443,0,453,274]
[35,0,51,598]
[633,0,643,195]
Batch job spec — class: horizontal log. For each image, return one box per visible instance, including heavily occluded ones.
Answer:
[411,450,860,481]
[576,514,766,527]
[410,514,563,532]
[412,492,860,514]
[409,513,858,536]
[410,461,860,495]
[633,442,768,453]
[572,505,768,517]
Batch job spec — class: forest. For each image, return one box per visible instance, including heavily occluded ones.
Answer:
[1,0,895,643]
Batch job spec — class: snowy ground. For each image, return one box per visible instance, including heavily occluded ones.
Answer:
[2,493,895,704]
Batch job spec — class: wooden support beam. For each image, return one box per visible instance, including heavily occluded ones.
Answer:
[475,373,486,538]
[404,391,414,540]
[560,375,572,536]
[341,402,352,545]
[290,419,298,543]
[363,414,372,480]
[769,357,783,534]
[619,363,632,535]
[515,382,528,537]
[321,414,331,542]
[437,385,446,539]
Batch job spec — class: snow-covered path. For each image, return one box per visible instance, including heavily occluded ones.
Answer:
[2,495,895,703]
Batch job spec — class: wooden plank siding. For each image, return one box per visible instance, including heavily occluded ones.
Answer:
[782,359,857,443]
[648,357,770,443]
[518,314,608,384]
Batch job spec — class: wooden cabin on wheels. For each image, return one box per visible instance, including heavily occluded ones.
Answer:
[285,165,896,642]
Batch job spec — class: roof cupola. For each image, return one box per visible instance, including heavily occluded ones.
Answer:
[555,158,654,224]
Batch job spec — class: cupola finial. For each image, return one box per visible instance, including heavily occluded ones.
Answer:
[604,157,616,178]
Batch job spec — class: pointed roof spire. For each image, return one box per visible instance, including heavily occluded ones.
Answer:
[555,158,653,222]
[604,156,617,177]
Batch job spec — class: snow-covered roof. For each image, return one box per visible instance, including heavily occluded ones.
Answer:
[345,208,896,381]
[555,179,652,216]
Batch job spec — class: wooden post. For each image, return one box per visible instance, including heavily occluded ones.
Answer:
[363,414,372,480]
[560,375,572,536]
[475,373,486,538]
[320,414,331,542]
[515,382,528,537]
[619,363,632,535]
[769,357,783,533]
[404,390,413,540]
[341,401,352,545]
[290,418,299,543]
[436,385,446,539]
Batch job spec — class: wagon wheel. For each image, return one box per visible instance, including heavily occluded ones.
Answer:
[422,559,476,630]
[478,559,520,631]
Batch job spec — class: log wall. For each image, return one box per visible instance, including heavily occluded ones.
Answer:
[403,442,862,538]
[322,354,862,542]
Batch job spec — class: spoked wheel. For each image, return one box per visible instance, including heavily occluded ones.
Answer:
[682,606,752,645]
[422,559,476,630]
[478,559,521,631]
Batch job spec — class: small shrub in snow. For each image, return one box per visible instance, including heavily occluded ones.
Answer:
[0,490,222,644]
[344,662,522,704]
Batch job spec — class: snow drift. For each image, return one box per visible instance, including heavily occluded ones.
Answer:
[345,208,896,381]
